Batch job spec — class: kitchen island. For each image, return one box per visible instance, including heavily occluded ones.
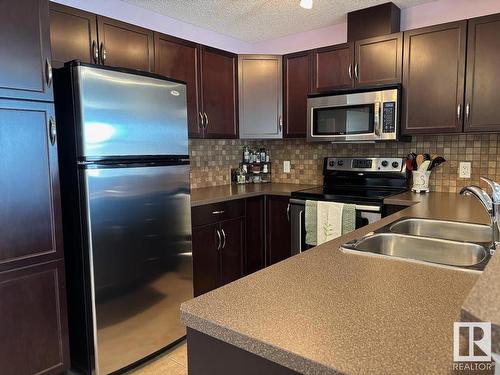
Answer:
[181,192,492,374]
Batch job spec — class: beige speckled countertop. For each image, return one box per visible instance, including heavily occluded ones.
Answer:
[190,183,318,207]
[181,192,493,374]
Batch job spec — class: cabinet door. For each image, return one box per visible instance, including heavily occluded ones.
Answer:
[402,21,467,134]
[0,0,53,101]
[200,46,238,139]
[245,196,265,275]
[219,218,244,286]
[192,223,219,296]
[355,33,402,87]
[97,16,154,71]
[238,55,282,139]
[154,33,202,138]
[464,14,500,132]
[0,100,63,272]
[283,51,311,138]
[0,260,69,375]
[49,3,98,68]
[266,196,291,266]
[312,43,354,92]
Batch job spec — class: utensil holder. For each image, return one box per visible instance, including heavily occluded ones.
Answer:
[412,170,431,193]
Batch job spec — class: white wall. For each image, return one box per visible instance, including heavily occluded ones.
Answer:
[52,0,500,54]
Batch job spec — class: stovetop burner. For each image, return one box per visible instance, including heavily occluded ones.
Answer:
[291,157,409,205]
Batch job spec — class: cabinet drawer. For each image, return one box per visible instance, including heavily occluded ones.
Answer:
[192,199,245,227]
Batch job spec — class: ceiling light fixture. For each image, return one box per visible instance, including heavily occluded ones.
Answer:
[300,0,313,9]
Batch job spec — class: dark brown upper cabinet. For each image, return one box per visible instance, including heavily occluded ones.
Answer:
[0,100,63,273]
[312,43,354,92]
[354,33,403,87]
[154,33,202,138]
[0,0,53,101]
[464,14,500,132]
[402,21,467,134]
[283,51,311,138]
[200,46,238,139]
[49,3,98,68]
[96,16,154,71]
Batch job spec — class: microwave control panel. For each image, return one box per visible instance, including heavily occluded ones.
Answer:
[382,102,396,133]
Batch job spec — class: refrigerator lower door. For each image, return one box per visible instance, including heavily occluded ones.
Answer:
[82,163,192,375]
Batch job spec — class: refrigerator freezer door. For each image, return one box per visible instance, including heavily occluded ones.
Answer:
[76,65,188,159]
[82,164,192,375]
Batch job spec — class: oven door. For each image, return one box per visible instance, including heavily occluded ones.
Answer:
[290,199,382,255]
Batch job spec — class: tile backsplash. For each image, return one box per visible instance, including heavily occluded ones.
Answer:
[189,133,500,193]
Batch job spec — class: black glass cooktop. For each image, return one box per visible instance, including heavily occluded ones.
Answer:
[291,186,405,205]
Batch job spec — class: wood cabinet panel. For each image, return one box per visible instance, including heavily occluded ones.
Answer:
[402,21,467,134]
[219,218,244,286]
[49,3,98,68]
[154,33,202,138]
[200,46,238,139]
[283,51,311,138]
[192,223,219,297]
[0,0,53,101]
[266,196,291,266]
[312,43,354,92]
[0,260,69,375]
[97,16,154,71]
[245,196,265,275]
[191,200,245,227]
[355,33,402,87]
[0,100,62,272]
[464,14,500,132]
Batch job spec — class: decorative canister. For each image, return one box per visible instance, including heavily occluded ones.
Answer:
[411,170,431,193]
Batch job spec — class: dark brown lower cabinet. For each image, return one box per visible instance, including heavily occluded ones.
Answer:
[0,260,69,375]
[245,196,265,275]
[192,201,245,296]
[266,195,292,266]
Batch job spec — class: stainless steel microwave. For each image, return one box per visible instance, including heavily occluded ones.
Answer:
[307,86,401,142]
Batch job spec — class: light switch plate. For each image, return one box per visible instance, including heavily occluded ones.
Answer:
[459,162,472,179]
[283,160,291,173]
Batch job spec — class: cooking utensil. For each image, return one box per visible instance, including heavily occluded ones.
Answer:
[430,156,446,170]
[418,160,431,172]
[416,154,424,169]
[405,158,414,171]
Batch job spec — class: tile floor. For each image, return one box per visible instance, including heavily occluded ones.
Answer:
[127,340,187,375]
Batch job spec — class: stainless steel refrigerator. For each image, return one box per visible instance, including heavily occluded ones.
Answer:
[54,62,192,375]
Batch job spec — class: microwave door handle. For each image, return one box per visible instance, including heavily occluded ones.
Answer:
[374,102,382,136]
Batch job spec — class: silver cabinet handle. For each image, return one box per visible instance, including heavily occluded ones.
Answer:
[221,228,226,249]
[286,203,290,222]
[92,40,99,63]
[465,103,470,121]
[49,116,57,145]
[212,210,225,215]
[278,115,283,133]
[100,42,107,64]
[198,112,204,130]
[348,64,353,80]
[216,229,222,251]
[457,104,461,120]
[354,64,359,80]
[45,58,53,87]
[203,112,209,129]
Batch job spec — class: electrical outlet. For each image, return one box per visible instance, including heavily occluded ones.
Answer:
[283,160,291,173]
[459,162,472,178]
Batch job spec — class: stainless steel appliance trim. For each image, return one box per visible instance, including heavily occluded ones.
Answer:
[289,198,381,212]
[325,157,406,173]
[307,88,399,142]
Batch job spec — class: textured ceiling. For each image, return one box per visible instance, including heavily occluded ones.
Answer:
[121,0,436,42]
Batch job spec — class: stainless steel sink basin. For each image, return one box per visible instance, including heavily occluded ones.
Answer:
[342,233,487,267]
[389,218,492,243]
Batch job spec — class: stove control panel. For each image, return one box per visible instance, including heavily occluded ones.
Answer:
[325,157,405,172]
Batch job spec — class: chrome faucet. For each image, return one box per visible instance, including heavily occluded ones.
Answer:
[460,177,500,255]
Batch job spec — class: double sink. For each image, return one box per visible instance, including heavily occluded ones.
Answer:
[342,218,492,270]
